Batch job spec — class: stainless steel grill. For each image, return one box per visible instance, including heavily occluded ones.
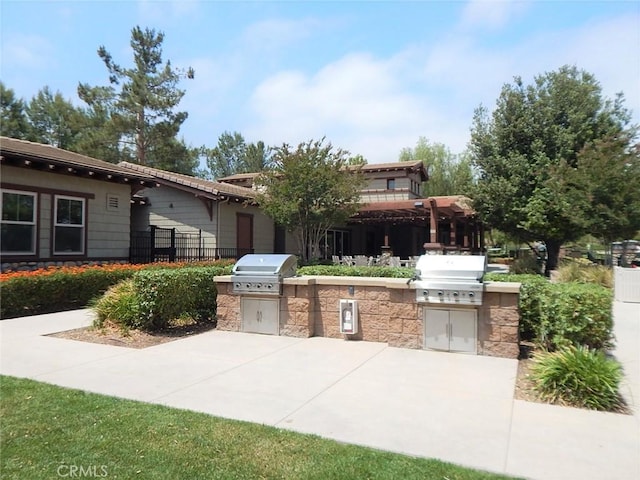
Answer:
[412,254,487,304]
[231,254,297,295]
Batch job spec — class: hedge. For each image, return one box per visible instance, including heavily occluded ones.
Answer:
[297,265,414,278]
[485,272,613,351]
[0,262,233,319]
[1,267,136,319]
[133,266,229,330]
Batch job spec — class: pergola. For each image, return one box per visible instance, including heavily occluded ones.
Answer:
[349,196,484,254]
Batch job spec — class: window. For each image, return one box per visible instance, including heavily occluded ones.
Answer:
[54,195,85,254]
[1,190,37,255]
[387,178,396,190]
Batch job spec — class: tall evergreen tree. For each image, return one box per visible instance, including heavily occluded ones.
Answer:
[1,83,29,139]
[205,131,272,179]
[78,26,195,173]
[26,87,83,149]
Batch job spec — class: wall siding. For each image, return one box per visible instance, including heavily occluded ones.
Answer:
[1,165,131,259]
[218,202,275,253]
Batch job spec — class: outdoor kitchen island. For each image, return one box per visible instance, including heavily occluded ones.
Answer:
[214,273,521,359]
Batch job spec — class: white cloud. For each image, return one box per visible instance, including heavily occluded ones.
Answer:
[460,0,531,30]
[246,52,447,162]
[0,33,55,69]
[240,17,325,53]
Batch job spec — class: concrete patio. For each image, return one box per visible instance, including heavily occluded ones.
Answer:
[1,301,638,480]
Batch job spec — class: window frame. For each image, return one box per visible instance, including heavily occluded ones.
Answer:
[1,189,38,256]
[53,194,86,255]
[386,178,396,190]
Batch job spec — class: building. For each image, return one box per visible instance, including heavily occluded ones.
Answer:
[0,137,155,271]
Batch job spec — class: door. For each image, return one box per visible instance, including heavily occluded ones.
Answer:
[424,308,477,354]
[241,298,279,335]
[236,213,253,257]
[424,308,450,351]
[449,309,476,353]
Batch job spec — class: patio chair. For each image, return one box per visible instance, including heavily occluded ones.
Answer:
[332,255,341,265]
[342,255,354,266]
[354,255,368,266]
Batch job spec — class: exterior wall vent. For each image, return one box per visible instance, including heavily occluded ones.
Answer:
[107,194,120,211]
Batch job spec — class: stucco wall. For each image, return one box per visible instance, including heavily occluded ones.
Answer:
[1,165,131,260]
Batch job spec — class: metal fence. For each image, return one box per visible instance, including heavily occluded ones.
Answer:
[130,226,253,264]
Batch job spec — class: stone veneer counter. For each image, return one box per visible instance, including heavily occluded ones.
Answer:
[214,275,521,359]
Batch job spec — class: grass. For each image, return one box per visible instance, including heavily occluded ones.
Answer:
[0,376,519,480]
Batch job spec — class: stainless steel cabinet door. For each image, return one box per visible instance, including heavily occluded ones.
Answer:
[424,308,450,351]
[241,298,279,335]
[424,308,477,354]
[449,309,477,353]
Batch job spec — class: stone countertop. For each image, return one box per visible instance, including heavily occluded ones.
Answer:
[214,275,521,293]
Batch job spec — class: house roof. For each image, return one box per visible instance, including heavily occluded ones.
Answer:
[217,160,429,185]
[118,162,256,202]
[358,161,428,180]
[0,136,157,188]
[349,196,476,224]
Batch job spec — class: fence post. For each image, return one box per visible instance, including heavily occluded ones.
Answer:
[150,225,157,262]
[170,228,176,262]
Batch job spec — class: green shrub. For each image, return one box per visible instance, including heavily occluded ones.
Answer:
[540,282,613,351]
[0,262,233,319]
[134,266,227,330]
[509,254,542,274]
[531,346,623,411]
[556,262,613,288]
[484,273,549,342]
[298,265,413,278]
[0,268,134,319]
[91,279,141,330]
[484,273,613,350]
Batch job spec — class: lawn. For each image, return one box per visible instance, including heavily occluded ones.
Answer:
[1,376,520,480]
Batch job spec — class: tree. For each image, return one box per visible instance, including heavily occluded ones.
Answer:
[470,65,634,274]
[1,83,29,139]
[204,131,272,179]
[72,85,129,163]
[399,137,474,196]
[26,87,84,149]
[78,26,195,172]
[256,138,365,263]
[572,133,640,244]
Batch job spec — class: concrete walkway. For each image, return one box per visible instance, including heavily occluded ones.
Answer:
[1,303,638,480]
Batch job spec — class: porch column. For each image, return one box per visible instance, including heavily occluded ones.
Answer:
[429,198,438,244]
[463,220,470,248]
[450,217,457,247]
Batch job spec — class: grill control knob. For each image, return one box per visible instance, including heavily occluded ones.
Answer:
[437,291,444,296]
[469,292,475,298]
[453,291,459,297]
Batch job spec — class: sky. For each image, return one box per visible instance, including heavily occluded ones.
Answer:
[1,0,639,165]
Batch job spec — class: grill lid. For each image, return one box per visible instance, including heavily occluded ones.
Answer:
[232,254,298,278]
[415,254,486,282]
